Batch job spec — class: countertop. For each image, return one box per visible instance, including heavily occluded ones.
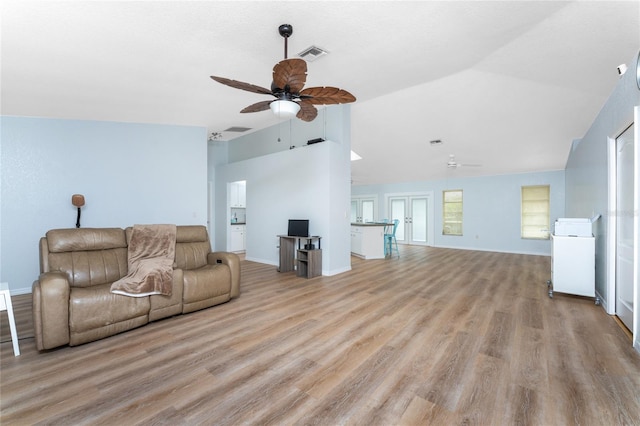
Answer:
[351,222,391,226]
[230,222,246,225]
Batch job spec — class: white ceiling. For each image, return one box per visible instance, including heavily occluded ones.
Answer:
[2,1,639,185]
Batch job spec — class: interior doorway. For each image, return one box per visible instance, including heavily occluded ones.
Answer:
[228,180,247,253]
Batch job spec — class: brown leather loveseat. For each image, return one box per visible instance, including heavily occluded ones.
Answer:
[32,225,240,350]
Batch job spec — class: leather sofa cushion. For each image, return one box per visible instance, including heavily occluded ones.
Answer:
[69,283,150,333]
[49,249,128,288]
[70,316,148,347]
[47,228,127,252]
[175,226,210,270]
[46,228,128,288]
[183,265,231,304]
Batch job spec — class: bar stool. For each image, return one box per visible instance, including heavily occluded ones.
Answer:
[384,219,400,258]
[0,282,20,356]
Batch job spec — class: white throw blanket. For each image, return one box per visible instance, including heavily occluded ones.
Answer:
[111,224,176,297]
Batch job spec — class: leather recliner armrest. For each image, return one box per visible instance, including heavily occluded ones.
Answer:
[32,272,71,350]
[207,252,241,298]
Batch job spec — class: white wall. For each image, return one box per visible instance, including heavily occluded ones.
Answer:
[215,140,351,275]
[210,105,352,276]
[207,139,229,244]
[1,116,208,294]
[353,170,565,256]
[227,111,328,163]
[324,105,353,273]
[565,50,640,350]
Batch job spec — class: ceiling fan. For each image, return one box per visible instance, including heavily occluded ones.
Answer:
[210,24,356,122]
[447,154,481,169]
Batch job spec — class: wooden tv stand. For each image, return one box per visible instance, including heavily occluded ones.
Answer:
[277,235,322,278]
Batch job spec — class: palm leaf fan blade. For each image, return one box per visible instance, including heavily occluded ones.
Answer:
[299,86,356,105]
[296,100,318,122]
[272,59,307,93]
[240,100,273,113]
[209,76,272,95]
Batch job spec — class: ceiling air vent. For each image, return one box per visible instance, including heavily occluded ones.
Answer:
[297,45,328,62]
[224,126,252,132]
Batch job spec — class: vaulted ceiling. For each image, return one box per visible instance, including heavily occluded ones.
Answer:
[2,1,638,185]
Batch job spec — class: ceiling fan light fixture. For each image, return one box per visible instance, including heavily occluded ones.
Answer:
[270,100,300,119]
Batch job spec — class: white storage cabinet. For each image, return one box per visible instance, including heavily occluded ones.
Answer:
[230,224,246,252]
[229,181,246,208]
[548,234,599,304]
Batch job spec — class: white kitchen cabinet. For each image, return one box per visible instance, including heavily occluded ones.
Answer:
[351,226,363,256]
[548,234,598,303]
[350,224,385,259]
[230,224,246,252]
[230,181,246,208]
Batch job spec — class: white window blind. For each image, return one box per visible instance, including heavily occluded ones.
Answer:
[521,185,550,239]
[443,189,463,236]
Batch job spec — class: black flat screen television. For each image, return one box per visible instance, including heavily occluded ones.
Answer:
[288,219,309,237]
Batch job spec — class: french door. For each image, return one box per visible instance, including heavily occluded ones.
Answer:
[387,193,433,246]
[351,196,377,223]
[616,123,634,332]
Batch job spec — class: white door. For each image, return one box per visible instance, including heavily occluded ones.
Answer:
[351,196,377,223]
[389,198,407,242]
[388,195,431,245]
[616,124,634,332]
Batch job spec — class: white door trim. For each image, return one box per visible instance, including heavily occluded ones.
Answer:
[634,107,639,351]
[606,107,639,351]
[607,136,617,315]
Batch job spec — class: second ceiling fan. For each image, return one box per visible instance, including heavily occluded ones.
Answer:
[447,155,482,169]
[210,24,356,122]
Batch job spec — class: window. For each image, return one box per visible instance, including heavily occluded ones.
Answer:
[521,185,550,239]
[443,189,463,235]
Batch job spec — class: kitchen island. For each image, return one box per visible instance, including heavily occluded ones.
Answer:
[350,222,390,259]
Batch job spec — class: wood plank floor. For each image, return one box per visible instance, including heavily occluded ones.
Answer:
[1,245,639,425]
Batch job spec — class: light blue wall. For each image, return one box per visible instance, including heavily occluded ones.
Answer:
[565,50,640,345]
[1,116,208,293]
[353,170,565,256]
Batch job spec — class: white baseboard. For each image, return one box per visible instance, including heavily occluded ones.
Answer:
[9,286,32,295]
[595,289,611,314]
[433,244,551,257]
[244,257,351,277]
[244,256,278,266]
[322,266,352,276]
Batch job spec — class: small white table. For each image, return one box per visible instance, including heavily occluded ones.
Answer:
[0,282,20,356]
